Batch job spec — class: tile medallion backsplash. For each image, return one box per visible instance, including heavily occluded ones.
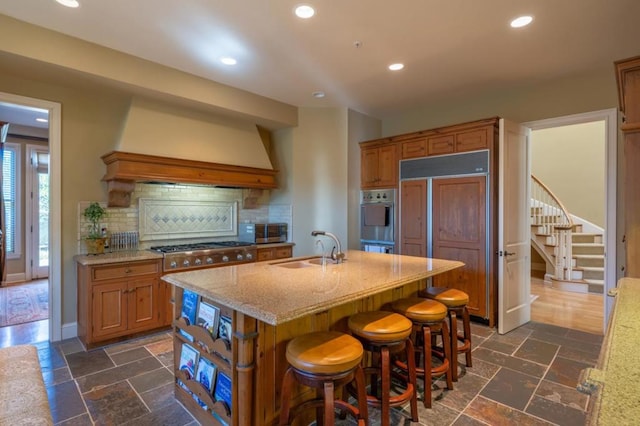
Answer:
[138,198,237,241]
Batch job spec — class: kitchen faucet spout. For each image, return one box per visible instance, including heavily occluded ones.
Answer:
[311,231,345,263]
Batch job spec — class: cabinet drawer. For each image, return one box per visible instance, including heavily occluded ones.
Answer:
[402,139,427,159]
[455,128,489,152]
[427,135,454,155]
[257,249,274,261]
[275,247,292,259]
[92,261,160,281]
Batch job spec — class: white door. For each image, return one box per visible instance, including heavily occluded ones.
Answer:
[26,146,49,280]
[498,119,531,334]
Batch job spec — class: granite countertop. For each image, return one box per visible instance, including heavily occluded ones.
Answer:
[74,250,163,266]
[162,250,464,325]
[580,277,640,425]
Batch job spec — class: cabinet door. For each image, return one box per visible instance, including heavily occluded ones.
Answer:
[361,147,380,188]
[128,276,160,331]
[275,246,293,259]
[432,176,487,318]
[377,144,398,187]
[257,248,274,261]
[92,281,128,338]
[427,135,454,156]
[455,128,489,152]
[402,138,427,159]
[400,180,427,257]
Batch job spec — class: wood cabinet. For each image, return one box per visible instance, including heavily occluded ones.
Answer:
[616,56,640,277]
[77,258,168,348]
[256,243,293,261]
[400,180,427,257]
[360,143,399,188]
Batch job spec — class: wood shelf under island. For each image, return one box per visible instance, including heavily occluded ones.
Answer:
[162,250,464,425]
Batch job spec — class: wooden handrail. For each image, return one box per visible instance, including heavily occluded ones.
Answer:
[531,175,574,281]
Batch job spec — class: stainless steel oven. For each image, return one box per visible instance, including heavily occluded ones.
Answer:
[360,189,395,253]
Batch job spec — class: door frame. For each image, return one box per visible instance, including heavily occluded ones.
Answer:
[25,144,50,280]
[0,91,62,342]
[522,108,617,330]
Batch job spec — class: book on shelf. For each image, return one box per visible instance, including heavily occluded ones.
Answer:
[196,301,220,340]
[197,357,217,395]
[218,316,232,343]
[178,343,199,380]
[181,289,199,326]
[214,371,232,411]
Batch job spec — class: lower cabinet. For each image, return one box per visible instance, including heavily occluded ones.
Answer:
[256,244,293,261]
[77,259,169,348]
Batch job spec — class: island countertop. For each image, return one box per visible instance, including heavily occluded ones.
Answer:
[162,250,463,325]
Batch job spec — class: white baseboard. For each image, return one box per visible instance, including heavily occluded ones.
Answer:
[4,272,27,284]
[61,322,78,340]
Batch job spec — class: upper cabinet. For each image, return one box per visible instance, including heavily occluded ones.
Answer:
[360,142,399,188]
[615,56,640,277]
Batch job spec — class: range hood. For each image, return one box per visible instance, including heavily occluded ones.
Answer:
[101,97,278,207]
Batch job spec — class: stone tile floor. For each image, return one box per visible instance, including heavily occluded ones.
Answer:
[29,320,601,425]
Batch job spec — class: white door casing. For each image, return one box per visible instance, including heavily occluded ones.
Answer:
[26,145,49,280]
[498,119,531,334]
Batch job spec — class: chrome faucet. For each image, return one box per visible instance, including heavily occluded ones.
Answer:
[311,230,345,263]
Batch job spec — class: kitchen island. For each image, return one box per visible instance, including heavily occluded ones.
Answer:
[162,250,464,425]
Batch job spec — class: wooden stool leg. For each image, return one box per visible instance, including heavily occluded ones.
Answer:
[380,346,390,426]
[354,365,369,425]
[462,306,473,367]
[441,319,454,390]
[279,368,295,425]
[405,338,419,422]
[422,325,432,408]
[449,310,459,381]
[323,381,335,426]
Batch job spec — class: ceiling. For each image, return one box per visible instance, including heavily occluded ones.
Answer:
[1,0,639,126]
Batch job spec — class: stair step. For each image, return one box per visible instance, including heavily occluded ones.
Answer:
[576,266,605,280]
[573,233,604,244]
[572,243,605,255]
[584,279,605,294]
[574,254,605,267]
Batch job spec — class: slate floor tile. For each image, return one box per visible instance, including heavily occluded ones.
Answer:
[122,400,195,426]
[480,368,538,411]
[110,346,152,365]
[463,396,552,426]
[65,348,114,378]
[129,366,175,393]
[514,338,559,365]
[83,380,149,425]
[544,356,592,388]
[473,347,547,378]
[534,379,589,411]
[526,394,587,426]
[75,356,162,393]
[46,380,86,424]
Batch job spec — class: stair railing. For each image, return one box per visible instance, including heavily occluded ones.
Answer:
[531,175,574,280]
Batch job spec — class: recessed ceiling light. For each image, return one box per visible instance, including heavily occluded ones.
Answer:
[55,0,80,8]
[294,5,315,19]
[312,91,325,98]
[220,57,237,65]
[510,15,533,28]
[36,118,49,123]
[388,63,404,71]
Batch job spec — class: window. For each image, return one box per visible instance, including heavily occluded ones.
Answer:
[2,143,21,258]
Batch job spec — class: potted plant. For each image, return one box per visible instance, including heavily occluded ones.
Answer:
[83,202,107,254]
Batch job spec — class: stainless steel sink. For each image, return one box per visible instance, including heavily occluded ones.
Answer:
[275,261,314,269]
[271,256,333,268]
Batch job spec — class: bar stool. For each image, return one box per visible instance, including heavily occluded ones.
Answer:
[391,297,453,408]
[420,287,472,381]
[348,311,418,426]
[279,331,369,426]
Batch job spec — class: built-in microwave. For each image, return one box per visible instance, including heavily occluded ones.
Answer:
[239,223,288,244]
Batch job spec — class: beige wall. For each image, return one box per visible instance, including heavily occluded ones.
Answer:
[531,122,606,227]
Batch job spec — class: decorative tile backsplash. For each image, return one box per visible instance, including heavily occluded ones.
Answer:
[77,183,292,253]
[138,198,237,241]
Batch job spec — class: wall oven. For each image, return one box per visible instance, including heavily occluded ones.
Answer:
[360,189,395,253]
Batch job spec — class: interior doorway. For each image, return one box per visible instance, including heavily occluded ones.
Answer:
[0,92,62,342]
[524,108,618,334]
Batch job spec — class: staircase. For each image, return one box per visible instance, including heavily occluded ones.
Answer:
[530,176,605,294]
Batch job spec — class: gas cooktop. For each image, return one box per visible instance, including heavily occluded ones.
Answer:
[150,241,255,253]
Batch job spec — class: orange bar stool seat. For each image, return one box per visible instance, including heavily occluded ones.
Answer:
[392,297,453,408]
[348,311,419,426]
[279,331,369,426]
[420,287,472,381]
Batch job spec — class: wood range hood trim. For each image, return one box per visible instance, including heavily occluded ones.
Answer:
[101,151,278,207]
